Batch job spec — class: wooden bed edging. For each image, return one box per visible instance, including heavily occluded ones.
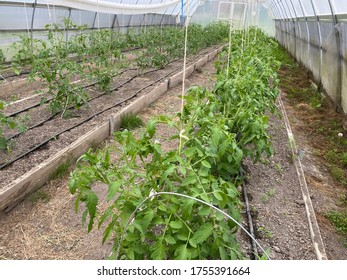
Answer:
[0,47,224,212]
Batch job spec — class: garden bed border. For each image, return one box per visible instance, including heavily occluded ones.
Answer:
[0,46,224,212]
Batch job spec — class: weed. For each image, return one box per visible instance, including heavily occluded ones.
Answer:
[309,90,324,109]
[29,189,50,204]
[325,210,347,234]
[258,226,273,238]
[120,113,144,130]
[274,162,283,173]
[330,166,346,185]
[49,162,69,180]
[260,157,270,165]
[324,150,339,164]
[342,152,347,167]
[261,188,276,203]
[337,193,347,207]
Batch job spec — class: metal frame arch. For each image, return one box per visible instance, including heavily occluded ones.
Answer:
[282,0,298,57]
[327,0,342,109]
[297,0,311,68]
[309,0,323,85]
[30,0,38,49]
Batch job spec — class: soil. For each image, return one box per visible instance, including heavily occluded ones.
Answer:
[0,46,217,191]
[0,50,346,260]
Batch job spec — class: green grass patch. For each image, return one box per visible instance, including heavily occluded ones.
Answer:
[325,210,347,234]
[120,113,144,130]
[29,189,50,204]
[330,166,347,185]
[49,162,70,180]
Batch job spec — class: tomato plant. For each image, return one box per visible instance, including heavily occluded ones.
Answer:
[69,28,281,260]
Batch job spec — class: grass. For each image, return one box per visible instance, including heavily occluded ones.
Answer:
[49,162,70,180]
[120,113,144,130]
[330,166,347,185]
[325,210,347,234]
[29,189,50,204]
[276,44,347,244]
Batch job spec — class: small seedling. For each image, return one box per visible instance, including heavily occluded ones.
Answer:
[274,162,283,173]
[261,188,276,203]
[258,226,273,238]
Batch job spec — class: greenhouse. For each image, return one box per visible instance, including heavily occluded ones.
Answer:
[0,0,346,262]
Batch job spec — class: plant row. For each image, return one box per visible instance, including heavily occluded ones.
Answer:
[0,21,230,151]
[69,28,281,260]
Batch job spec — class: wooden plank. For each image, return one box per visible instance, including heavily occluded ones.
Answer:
[0,122,110,211]
[195,55,209,69]
[208,49,218,60]
[0,82,169,212]
[0,47,217,212]
[169,70,184,88]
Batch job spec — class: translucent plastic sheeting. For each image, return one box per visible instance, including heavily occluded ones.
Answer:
[190,0,274,35]
[50,0,180,15]
[269,0,347,113]
[322,23,340,106]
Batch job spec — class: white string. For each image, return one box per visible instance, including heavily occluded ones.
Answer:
[226,2,234,78]
[178,0,190,154]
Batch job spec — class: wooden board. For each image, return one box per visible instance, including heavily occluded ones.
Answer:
[0,47,222,212]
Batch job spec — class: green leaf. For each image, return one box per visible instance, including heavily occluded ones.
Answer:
[198,166,209,177]
[201,160,211,168]
[213,191,223,201]
[146,120,156,138]
[190,223,214,245]
[107,181,121,201]
[164,235,177,245]
[174,244,190,260]
[182,174,197,186]
[219,246,228,260]
[184,147,196,158]
[169,220,183,229]
[86,192,98,232]
[151,240,166,260]
[198,206,211,216]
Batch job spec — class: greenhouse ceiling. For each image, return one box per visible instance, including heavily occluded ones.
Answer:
[0,1,345,30]
[0,0,347,112]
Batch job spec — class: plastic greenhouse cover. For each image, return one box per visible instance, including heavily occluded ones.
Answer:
[43,0,180,14]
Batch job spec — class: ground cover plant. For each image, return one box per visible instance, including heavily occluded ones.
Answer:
[69,28,281,260]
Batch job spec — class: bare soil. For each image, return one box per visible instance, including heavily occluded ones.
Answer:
[0,51,346,260]
[0,46,217,191]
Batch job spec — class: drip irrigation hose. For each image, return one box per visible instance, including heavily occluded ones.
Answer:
[0,47,142,81]
[240,168,259,259]
[5,45,207,118]
[0,62,189,170]
[5,67,136,118]
[115,191,271,260]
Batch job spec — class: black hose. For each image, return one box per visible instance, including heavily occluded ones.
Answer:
[0,64,182,170]
[240,168,259,259]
